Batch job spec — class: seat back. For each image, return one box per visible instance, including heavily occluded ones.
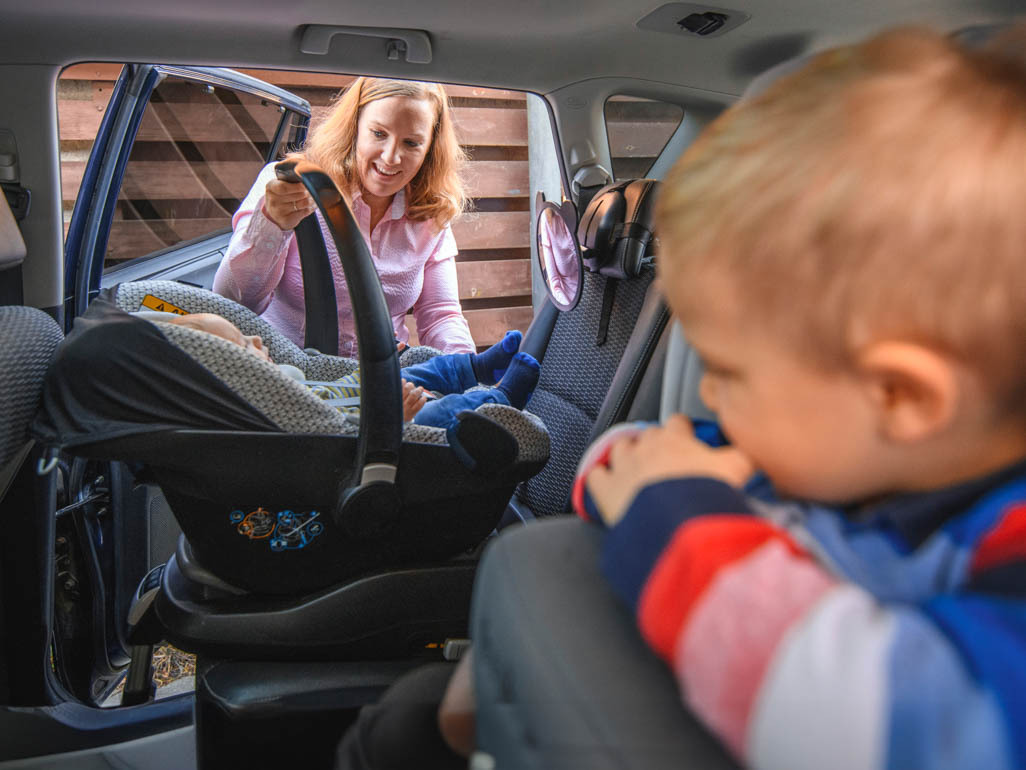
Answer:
[514,179,669,517]
[0,186,65,706]
[0,306,63,473]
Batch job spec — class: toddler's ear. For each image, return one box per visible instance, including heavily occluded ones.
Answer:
[856,341,959,444]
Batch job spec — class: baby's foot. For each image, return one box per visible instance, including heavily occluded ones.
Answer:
[471,330,523,385]
[495,352,540,410]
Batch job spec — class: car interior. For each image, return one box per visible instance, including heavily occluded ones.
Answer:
[0,1,1020,768]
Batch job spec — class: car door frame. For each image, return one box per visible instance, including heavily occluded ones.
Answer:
[55,63,310,706]
[64,63,311,323]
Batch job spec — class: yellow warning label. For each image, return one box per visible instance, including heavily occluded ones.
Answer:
[140,295,188,316]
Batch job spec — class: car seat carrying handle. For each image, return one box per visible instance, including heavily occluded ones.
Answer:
[275,159,402,533]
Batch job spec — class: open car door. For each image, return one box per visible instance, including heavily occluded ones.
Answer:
[58,64,310,705]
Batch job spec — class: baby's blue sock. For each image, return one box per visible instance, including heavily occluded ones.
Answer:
[496,352,540,410]
[471,330,522,385]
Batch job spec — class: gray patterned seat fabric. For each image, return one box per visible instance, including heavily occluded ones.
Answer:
[0,306,63,470]
[114,280,359,380]
[114,282,548,464]
[516,262,662,515]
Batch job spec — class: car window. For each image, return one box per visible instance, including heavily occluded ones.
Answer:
[59,66,305,273]
[59,67,538,353]
[603,95,684,181]
[240,70,538,353]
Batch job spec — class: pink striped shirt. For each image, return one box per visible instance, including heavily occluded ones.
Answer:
[213,163,475,356]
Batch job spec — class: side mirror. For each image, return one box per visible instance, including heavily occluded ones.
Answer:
[535,192,583,312]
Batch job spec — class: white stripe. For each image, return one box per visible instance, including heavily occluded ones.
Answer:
[747,585,894,770]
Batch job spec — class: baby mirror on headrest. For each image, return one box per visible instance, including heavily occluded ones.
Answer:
[535,191,583,312]
[576,179,659,280]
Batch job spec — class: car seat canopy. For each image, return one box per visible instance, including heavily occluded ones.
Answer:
[33,296,282,450]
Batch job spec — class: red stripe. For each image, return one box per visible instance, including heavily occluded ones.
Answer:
[636,516,803,661]
[972,503,1026,573]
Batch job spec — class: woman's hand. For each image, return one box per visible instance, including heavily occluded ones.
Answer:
[585,415,755,526]
[402,379,428,421]
[262,178,318,231]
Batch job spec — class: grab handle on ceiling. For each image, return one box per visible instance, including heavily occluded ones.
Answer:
[299,25,433,64]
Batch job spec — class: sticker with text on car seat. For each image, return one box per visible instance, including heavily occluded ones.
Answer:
[140,294,188,315]
[229,507,325,551]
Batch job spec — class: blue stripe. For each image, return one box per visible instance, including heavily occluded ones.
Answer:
[600,478,752,611]
[943,478,1026,546]
[924,596,1026,769]
[802,507,974,602]
[885,608,1012,770]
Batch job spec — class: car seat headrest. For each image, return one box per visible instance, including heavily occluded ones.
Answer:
[576,179,660,279]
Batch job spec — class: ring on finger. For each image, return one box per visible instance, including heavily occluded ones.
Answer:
[293,200,299,212]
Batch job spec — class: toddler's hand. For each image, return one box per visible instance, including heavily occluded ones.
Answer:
[402,379,428,421]
[585,415,755,526]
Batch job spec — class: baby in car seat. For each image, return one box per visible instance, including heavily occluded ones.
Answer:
[157,313,540,429]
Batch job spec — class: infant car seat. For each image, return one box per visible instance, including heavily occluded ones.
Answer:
[33,163,549,616]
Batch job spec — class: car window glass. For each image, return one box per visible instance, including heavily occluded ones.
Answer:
[244,71,537,353]
[58,67,304,272]
[603,95,684,181]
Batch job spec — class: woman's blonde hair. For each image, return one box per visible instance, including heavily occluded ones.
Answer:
[299,77,467,230]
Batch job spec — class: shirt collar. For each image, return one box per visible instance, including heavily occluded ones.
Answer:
[350,187,408,223]
[849,455,1026,548]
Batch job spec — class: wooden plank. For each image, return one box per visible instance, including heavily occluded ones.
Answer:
[59,93,284,143]
[464,306,535,345]
[106,218,232,262]
[452,211,530,250]
[453,107,526,146]
[304,104,527,147]
[106,215,530,266]
[59,80,527,147]
[58,87,114,141]
[456,259,530,300]
[405,305,534,348]
[464,160,528,198]
[61,66,527,102]
[63,160,267,203]
[61,99,526,149]
[233,70,527,102]
[62,158,529,214]
[61,63,124,80]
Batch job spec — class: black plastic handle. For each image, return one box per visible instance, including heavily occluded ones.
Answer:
[274,160,403,499]
[274,163,339,354]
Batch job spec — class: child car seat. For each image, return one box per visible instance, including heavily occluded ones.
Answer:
[32,164,549,661]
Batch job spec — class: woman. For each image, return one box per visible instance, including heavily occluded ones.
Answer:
[213,78,476,356]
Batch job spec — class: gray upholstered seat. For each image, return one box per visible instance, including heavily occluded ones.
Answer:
[0,306,63,473]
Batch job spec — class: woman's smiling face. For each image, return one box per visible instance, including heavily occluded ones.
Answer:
[353,94,435,206]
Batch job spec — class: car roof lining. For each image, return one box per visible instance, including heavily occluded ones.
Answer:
[0,0,1017,97]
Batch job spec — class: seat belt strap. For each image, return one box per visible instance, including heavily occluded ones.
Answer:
[596,277,617,346]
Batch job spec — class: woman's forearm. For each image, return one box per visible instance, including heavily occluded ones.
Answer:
[213,166,294,314]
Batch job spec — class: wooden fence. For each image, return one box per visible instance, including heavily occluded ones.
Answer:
[58,66,533,350]
[58,67,679,350]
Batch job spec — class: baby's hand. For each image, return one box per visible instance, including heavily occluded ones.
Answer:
[402,379,428,421]
[585,415,755,526]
